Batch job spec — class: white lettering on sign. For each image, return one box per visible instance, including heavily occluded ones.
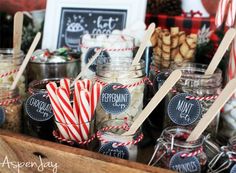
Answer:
[102,93,129,110]
[29,98,52,118]
[92,16,117,34]
[171,161,198,173]
[176,100,194,122]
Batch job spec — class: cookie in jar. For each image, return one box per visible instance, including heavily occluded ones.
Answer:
[0,83,22,132]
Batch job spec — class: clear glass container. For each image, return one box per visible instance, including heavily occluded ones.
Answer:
[0,83,22,132]
[0,48,25,97]
[164,63,222,135]
[95,58,146,126]
[80,34,135,79]
[207,136,236,173]
[23,78,56,140]
[149,126,207,172]
[97,119,142,161]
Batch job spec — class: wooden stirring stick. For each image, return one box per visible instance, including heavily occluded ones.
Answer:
[10,32,41,90]
[132,23,156,65]
[123,69,182,136]
[187,78,236,142]
[13,12,24,58]
[205,28,236,75]
[71,49,102,86]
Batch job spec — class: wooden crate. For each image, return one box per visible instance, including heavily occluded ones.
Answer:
[0,130,174,173]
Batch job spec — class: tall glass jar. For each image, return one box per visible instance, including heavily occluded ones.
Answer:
[164,63,222,135]
[24,79,55,140]
[149,126,207,173]
[95,58,146,126]
[207,136,236,173]
[0,83,22,132]
[0,49,25,97]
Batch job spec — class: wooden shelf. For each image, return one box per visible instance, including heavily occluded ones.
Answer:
[0,130,174,173]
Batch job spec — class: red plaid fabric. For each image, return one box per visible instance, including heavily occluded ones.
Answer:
[145,14,219,44]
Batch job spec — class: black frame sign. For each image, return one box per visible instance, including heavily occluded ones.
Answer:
[57,8,127,49]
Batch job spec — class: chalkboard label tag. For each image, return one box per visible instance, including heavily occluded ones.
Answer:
[168,93,202,126]
[100,83,131,115]
[0,107,5,126]
[99,141,129,159]
[169,152,201,173]
[25,93,53,122]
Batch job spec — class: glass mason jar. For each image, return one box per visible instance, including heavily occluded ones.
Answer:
[207,136,236,173]
[0,48,25,97]
[164,63,222,135]
[95,58,146,126]
[149,126,207,173]
[97,119,143,161]
[0,83,22,132]
[80,34,135,79]
[24,79,55,140]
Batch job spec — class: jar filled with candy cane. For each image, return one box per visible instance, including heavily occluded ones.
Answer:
[95,58,147,126]
[97,119,143,161]
[23,78,56,140]
[207,136,236,173]
[80,34,135,79]
[0,83,22,132]
[149,126,207,173]
[0,49,25,97]
[163,63,222,135]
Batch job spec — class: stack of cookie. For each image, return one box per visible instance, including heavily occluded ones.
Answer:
[151,27,198,68]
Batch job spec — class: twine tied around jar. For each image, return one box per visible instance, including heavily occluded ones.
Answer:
[0,96,21,106]
[208,146,236,173]
[148,132,204,166]
[96,123,144,147]
[96,76,153,89]
[0,68,19,79]
[80,44,136,52]
[52,130,96,146]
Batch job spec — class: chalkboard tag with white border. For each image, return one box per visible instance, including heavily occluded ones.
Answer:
[0,107,5,126]
[85,47,110,72]
[99,141,129,159]
[231,164,236,173]
[25,93,53,122]
[100,83,131,115]
[168,93,202,126]
[169,152,201,173]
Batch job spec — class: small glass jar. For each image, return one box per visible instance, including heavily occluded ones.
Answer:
[207,136,236,173]
[97,119,143,161]
[23,79,56,140]
[0,83,22,132]
[80,34,135,79]
[0,49,25,97]
[95,58,146,126]
[149,126,207,173]
[164,63,222,135]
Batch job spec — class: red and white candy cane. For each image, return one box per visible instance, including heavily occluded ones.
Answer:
[228,39,236,80]
[83,79,92,91]
[73,82,81,123]
[46,82,70,139]
[226,0,236,27]
[215,0,230,27]
[60,78,70,97]
[0,68,19,79]
[180,147,203,158]
[78,89,91,141]
[90,82,103,119]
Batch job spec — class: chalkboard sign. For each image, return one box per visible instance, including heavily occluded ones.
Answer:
[57,8,127,49]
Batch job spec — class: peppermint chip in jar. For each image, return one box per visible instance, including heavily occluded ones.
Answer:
[80,33,135,79]
[95,58,146,126]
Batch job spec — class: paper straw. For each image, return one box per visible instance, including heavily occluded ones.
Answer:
[215,0,230,27]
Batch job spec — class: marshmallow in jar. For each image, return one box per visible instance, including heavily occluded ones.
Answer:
[220,95,236,138]
[97,119,142,161]
[95,58,145,126]
[80,32,134,79]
